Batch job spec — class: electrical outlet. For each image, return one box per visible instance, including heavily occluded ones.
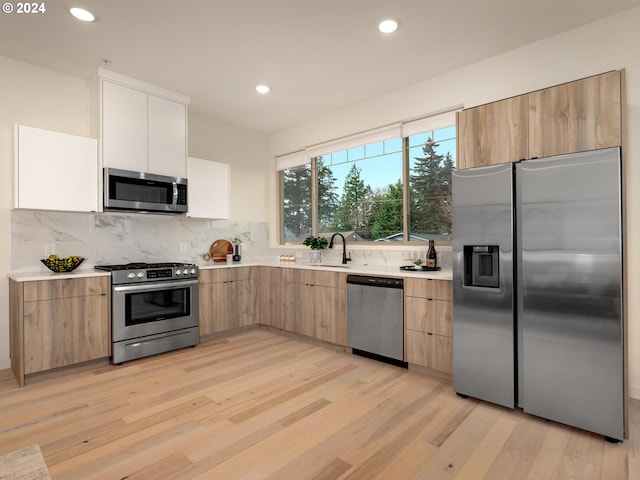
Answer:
[179,243,188,253]
[44,244,55,257]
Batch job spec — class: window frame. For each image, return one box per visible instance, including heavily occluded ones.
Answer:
[278,117,456,246]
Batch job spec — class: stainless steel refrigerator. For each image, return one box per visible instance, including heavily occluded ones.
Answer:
[452,147,624,441]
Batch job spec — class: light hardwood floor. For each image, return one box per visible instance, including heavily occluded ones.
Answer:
[0,328,638,479]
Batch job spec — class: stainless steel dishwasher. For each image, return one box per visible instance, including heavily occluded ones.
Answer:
[346,275,405,366]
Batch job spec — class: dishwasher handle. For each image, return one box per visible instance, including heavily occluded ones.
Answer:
[346,275,403,289]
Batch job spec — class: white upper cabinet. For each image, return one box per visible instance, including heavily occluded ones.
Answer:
[91,68,189,179]
[186,157,230,219]
[14,125,98,212]
[148,95,187,177]
[102,81,148,172]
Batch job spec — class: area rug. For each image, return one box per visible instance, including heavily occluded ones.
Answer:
[0,444,51,479]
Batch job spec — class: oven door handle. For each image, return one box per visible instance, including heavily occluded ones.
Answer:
[113,279,198,293]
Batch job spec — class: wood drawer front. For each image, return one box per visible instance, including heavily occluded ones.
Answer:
[199,267,250,284]
[405,330,453,374]
[405,278,453,301]
[281,268,346,288]
[23,277,109,302]
[405,297,452,336]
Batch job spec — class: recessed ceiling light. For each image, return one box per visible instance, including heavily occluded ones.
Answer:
[378,19,399,34]
[256,85,271,94]
[69,7,96,22]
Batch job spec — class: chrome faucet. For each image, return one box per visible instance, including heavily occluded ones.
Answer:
[328,232,351,264]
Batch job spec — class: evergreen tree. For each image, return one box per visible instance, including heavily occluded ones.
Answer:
[372,180,403,239]
[410,139,454,238]
[281,166,311,240]
[316,156,339,233]
[335,164,372,232]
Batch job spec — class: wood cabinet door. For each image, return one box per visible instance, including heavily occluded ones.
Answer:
[229,278,258,329]
[457,95,528,169]
[313,286,346,345]
[258,267,283,328]
[528,70,621,158]
[23,294,109,374]
[198,282,229,335]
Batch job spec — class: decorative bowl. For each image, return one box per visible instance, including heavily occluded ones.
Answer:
[41,256,85,273]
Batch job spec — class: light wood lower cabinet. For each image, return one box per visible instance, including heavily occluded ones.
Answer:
[10,276,110,386]
[199,267,258,336]
[279,269,347,345]
[404,278,453,377]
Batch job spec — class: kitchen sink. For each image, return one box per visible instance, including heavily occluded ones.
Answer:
[318,264,351,268]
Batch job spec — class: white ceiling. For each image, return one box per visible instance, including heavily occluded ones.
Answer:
[1,0,639,133]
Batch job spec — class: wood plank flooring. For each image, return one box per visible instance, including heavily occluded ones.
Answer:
[0,328,638,479]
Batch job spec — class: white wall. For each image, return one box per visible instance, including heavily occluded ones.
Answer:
[188,111,270,222]
[0,56,272,370]
[268,8,640,399]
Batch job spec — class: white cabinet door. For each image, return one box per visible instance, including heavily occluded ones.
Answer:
[102,81,148,172]
[186,157,230,219]
[148,95,187,177]
[14,125,98,212]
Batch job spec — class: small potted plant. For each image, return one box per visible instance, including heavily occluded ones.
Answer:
[303,236,328,263]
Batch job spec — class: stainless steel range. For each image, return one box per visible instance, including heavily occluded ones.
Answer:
[95,262,199,364]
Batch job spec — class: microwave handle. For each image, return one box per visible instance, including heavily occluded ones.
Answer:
[171,181,178,209]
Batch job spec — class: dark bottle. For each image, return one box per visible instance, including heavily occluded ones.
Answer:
[426,240,437,269]
[233,244,241,263]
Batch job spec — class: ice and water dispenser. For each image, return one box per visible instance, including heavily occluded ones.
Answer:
[463,246,500,288]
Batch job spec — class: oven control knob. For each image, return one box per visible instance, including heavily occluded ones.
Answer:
[137,272,144,278]
[176,269,182,275]
[190,268,196,275]
[127,272,136,279]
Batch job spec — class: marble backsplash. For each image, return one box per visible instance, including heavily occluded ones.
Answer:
[11,210,452,272]
[11,210,271,272]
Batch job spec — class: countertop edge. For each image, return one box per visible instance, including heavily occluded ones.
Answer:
[9,263,452,282]
[8,270,112,282]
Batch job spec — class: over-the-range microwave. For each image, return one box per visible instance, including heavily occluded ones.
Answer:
[104,168,188,214]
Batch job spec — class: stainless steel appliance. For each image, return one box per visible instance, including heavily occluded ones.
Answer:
[452,147,624,441]
[104,168,188,214]
[95,262,199,364]
[347,275,405,365]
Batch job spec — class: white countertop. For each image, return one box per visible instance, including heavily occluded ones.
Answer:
[200,260,453,281]
[9,262,452,282]
[8,269,112,282]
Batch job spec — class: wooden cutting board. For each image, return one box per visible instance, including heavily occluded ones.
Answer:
[210,240,233,262]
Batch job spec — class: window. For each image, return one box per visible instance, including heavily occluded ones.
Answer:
[281,163,311,242]
[279,118,456,244]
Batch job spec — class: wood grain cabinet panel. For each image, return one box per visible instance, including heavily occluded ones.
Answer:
[457,70,623,170]
[404,278,453,301]
[528,70,622,158]
[457,95,528,169]
[258,267,283,328]
[404,278,453,378]
[10,276,110,385]
[23,295,110,374]
[199,267,257,336]
[405,330,453,374]
[279,268,347,345]
[405,297,452,337]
